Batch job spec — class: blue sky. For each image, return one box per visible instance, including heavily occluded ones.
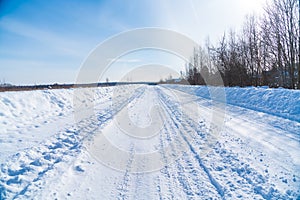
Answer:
[0,0,267,85]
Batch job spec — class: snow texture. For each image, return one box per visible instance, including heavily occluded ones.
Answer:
[0,85,299,199]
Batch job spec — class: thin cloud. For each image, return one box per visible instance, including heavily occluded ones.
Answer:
[0,17,86,58]
[107,58,141,63]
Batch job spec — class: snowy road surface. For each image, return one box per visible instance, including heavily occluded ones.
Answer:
[0,85,299,199]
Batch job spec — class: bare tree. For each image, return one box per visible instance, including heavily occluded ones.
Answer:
[262,0,299,88]
[185,0,300,89]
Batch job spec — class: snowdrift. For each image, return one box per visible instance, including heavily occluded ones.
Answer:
[0,85,299,199]
[1,85,299,136]
[167,85,300,122]
[0,87,113,134]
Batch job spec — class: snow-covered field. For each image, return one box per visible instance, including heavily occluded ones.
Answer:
[0,85,299,199]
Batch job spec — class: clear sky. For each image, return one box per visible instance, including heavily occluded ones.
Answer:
[0,0,267,85]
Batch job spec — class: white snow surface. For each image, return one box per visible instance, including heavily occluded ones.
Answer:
[0,85,299,199]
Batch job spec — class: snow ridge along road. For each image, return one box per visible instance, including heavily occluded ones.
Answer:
[0,85,299,199]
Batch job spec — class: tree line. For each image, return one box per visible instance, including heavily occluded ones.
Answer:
[185,0,300,89]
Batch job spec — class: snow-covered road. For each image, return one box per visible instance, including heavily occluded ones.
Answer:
[0,85,299,199]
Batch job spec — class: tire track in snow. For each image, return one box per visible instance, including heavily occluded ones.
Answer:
[116,87,166,200]
[160,110,220,199]
[162,87,300,199]
[155,109,185,200]
[154,176,163,200]
[172,88,300,199]
[155,87,210,199]
[139,87,218,199]
[0,109,112,199]
[159,118,196,199]
[157,87,225,199]
[116,145,135,200]
[157,122,176,199]
[0,86,146,199]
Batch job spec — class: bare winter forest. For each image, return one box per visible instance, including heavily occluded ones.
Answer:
[185,0,300,89]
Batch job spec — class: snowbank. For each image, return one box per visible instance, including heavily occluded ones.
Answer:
[0,85,299,199]
[0,87,113,135]
[1,85,299,134]
[166,85,300,122]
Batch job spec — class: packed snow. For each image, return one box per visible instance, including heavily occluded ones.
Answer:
[0,85,299,199]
